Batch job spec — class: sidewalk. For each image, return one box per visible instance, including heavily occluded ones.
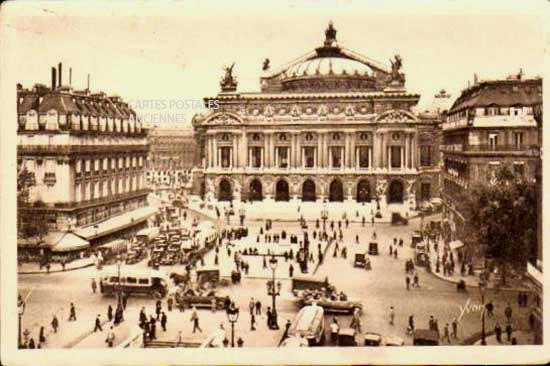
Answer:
[473,330,535,345]
[424,239,528,292]
[18,257,94,275]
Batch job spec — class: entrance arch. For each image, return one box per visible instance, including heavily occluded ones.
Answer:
[329,179,344,202]
[357,180,371,203]
[218,179,233,201]
[388,180,404,203]
[249,179,263,201]
[302,180,316,202]
[275,180,290,201]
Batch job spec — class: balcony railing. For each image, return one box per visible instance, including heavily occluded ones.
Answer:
[18,144,149,155]
[441,144,538,153]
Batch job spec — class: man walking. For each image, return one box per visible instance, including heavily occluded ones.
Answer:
[413,272,420,288]
[452,318,458,338]
[106,326,115,347]
[443,323,451,343]
[255,300,262,316]
[91,278,97,294]
[68,303,76,321]
[249,298,255,316]
[250,313,256,331]
[406,276,410,291]
[94,314,103,332]
[51,315,59,333]
[156,300,162,320]
[161,312,167,332]
[504,303,513,324]
[289,263,294,278]
[191,307,202,333]
[389,306,395,325]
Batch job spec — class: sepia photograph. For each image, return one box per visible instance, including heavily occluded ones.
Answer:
[0,0,547,364]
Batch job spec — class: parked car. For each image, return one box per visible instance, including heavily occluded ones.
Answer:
[354,253,371,270]
[368,242,379,255]
[287,304,325,346]
[337,328,357,346]
[100,267,168,298]
[364,332,382,346]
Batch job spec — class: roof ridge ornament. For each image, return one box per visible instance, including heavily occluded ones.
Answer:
[220,63,238,92]
[325,21,337,47]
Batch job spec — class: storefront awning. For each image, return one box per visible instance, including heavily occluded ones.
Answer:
[449,240,464,250]
[74,206,157,240]
[41,232,90,252]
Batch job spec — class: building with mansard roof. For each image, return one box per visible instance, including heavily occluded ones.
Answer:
[17,63,153,252]
[192,23,441,211]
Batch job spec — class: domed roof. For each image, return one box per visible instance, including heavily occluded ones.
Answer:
[260,22,397,93]
[284,56,374,78]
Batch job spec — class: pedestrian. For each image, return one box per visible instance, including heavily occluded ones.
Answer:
[176,330,183,347]
[406,276,410,290]
[39,326,46,344]
[289,263,294,278]
[94,314,103,332]
[106,326,115,347]
[108,305,113,322]
[139,307,146,323]
[68,302,77,321]
[249,298,255,316]
[407,315,415,333]
[452,318,458,338]
[191,307,202,333]
[255,300,261,315]
[51,315,59,333]
[413,272,419,288]
[28,338,35,349]
[91,278,97,294]
[156,300,162,320]
[389,306,395,325]
[46,263,51,274]
[330,317,339,344]
[394,249,398,259]
[504,303,513,323]
[362,216,365,227]
[150,318,157,340]
[434,318,440,337]
[390,245,393,256]
[355,234,359,244]
[506,323,512,342]
[443,323,450,343]
[250,313,256,331]
[486,301,494,317]
[511,337,517,345]
[211,298,217,313]
[495,323,502,343]
[161,312,167,332]
[167,296,173,312]
[61,257,66,271]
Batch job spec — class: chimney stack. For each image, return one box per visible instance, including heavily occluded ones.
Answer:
[69,67,72,86]
[58,62,62,87]
[51,67,57,90]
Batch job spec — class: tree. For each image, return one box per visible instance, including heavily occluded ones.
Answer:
[17,168,36,237]
[463,166,537,285]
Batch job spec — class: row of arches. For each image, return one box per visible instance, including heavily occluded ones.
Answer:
[218,178,404,203]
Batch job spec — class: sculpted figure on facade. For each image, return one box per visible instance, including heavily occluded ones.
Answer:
[376,179,388,198]
[220,63,238,91]
[389,55,405,84]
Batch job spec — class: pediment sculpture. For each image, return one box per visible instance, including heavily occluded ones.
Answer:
[375,109,418,123]
[204,113,242,126]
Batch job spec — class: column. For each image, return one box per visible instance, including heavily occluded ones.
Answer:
[349,133,356,169]
[295,132,304,167]
[269,133,275,168]
[212,135,218,168]
[324,134,329,168]
[242,132,248,168]
[313,147,317,168]
[232,134,238,168]
[328,148,332,169]
[340,147,344,170]
[411,133,416,168]
[368,146,373,170]
[317,133,323,168]
[264,133,269,168]
[260,148,264,168]
[275,146,279,168]
[399,144,406,170]
[207,135,212,168]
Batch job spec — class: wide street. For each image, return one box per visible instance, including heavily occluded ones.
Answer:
[18,207,530,348]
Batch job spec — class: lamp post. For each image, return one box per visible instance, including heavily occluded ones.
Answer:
[321,204,328,233]
[267,256,281,330]
[17,297,25,348]
[116,254,123,306]
[479,281,486,345]
[226,304,239,347]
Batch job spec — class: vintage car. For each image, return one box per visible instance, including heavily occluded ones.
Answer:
[385,335,405,346]
[288,304,325,346]
[364,332,382,346]
[174,288,226,310]
[291,275,330,297]
[353,253,371,270]
[391,212,408,226]
[413,329,439,346]
[100,267,169,298]
[338,328,358,346]
[300,295,362,315]
[368,242,379,256]
[125,250,142,265]
[279,337,309,347]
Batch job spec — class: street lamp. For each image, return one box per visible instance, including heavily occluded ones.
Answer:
[479,281,487,345]
[226,304,239,347]
[321,204,328,233]
[17,297,25,348]
[116,254,123,306]
[267,256,281,330]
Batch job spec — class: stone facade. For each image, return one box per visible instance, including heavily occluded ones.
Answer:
[192,24,441,210]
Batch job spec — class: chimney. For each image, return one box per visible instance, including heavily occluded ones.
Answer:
[69,67,72,86]
[58,62,62,87]
[51,67,57,90]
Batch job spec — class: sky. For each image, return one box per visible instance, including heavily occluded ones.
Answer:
[4,0,548,127]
